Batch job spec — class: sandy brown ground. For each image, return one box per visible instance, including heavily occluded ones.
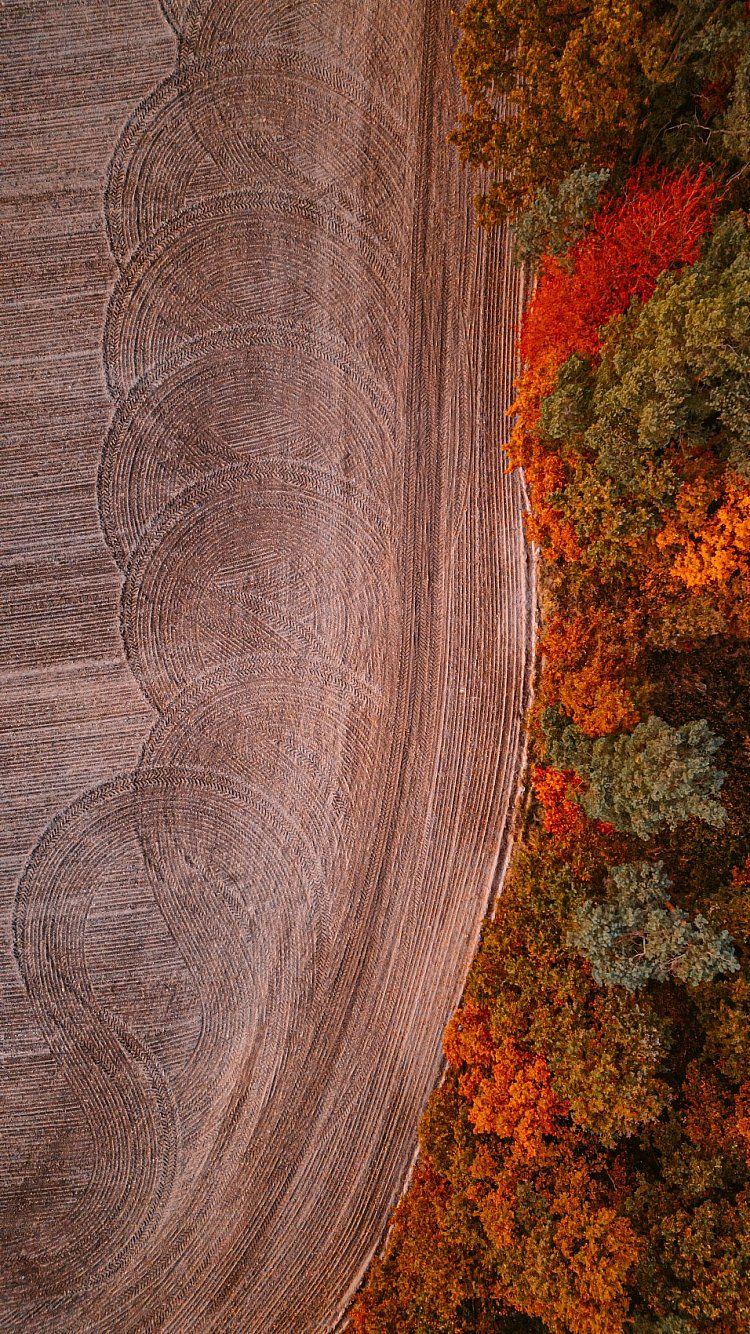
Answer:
[0,1,532,1329]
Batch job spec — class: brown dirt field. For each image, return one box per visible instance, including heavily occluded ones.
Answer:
[0,1,532,1330]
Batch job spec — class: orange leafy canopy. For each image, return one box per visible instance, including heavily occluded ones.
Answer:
[469,1038,569,1161]
[657,470,750,592]
[541,609,642,736]
[532,764,584,838]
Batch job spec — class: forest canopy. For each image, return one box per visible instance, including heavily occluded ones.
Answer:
[352,2,750,1329]
[451,0,750,228]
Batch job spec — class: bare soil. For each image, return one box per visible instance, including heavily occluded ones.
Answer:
[0,1,532,1329]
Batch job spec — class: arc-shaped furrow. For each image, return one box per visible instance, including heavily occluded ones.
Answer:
[98,330,395,570]
[8,778,180,1311]
[139,665,373,807]
[133,771,329,1156]
[78,708,371,1333]
[10,759,341,1334]
[105,60,408,268]
[2,0,533,1327]
[178,0,420,120]
[158,0,191,37]
[181,65,409,241]
[90,712,409,1334]
[104,74,198,269]
[104,192,401,398]
[120,461,391,712]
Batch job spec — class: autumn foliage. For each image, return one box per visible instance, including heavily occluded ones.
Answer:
[532,766,584,839]
[352,9,750,1332]
[450,0,750,225]
[657,470,750,637]
[506,172,748,736]
[468,1041,568,1158]
[518,166,719,373]
[539,609,643,736]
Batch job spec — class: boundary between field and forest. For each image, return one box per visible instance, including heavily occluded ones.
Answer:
[352,3,750,1330]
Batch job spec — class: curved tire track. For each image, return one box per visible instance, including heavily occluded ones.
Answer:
[2,0,532,1329]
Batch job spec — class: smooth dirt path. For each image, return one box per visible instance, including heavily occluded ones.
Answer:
[0,1,532,1330]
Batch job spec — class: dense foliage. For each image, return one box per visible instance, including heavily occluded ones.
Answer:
[451,0,750,227]
[510,201,750,738]
[352,6,750,1330]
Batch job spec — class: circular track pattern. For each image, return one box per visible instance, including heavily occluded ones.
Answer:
[104,191,399,398]
[121,461,389,710]
[98,330,395,570]
[3,0,532,1330]
[105,58,408,268]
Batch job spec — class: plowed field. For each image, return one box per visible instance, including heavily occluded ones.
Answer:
[0,1,532,1329]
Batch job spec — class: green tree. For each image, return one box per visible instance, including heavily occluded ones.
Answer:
[540,705,595,774]
[542,710,727,836]
[583,717,727,837]
[572,862,739,991]
[513,169,611,267]
[539,354,595,441]
[585,214,750,490]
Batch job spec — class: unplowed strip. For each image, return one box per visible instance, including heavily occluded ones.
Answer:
[0,1,532,1329]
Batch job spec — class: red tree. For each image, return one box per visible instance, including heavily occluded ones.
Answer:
[520,166,719,372]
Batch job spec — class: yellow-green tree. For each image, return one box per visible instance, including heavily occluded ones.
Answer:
[451,0,750,225]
